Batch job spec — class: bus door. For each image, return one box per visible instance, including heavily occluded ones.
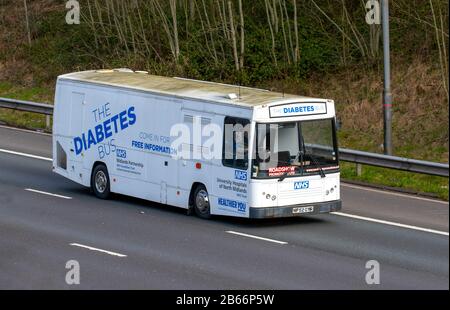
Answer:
[177,111,214,200]
[210,116,250,217]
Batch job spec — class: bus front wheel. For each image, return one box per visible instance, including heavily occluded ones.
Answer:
[193,185,211,219]
[91,164,111,199]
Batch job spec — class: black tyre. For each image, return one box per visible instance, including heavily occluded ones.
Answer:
[91,164,111,199]
[193,185,211,219]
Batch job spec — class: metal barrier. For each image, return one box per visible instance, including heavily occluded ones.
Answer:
[0,97,53,115]
[1,97,449,177]
[339,148,448,177]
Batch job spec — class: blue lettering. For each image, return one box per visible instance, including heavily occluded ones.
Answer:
[87,130,97,149]
[128,106,136,125]
[235,170,247,181]
[119,110,128,130]
[98,144,105,159]
[218,198,246,213]
[82,133,87,150]
[132,140,144,149]
[95,124,105,144]
[73,106,136,156]
[103,118,112,139]
[281,105,317,115]
[116,149,127,158]
[294,181,310,190]
[74,137,83,155]
[110,114,119,133]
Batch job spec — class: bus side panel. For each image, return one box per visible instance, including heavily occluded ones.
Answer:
[104,90,185,208]
[53,80,255,217]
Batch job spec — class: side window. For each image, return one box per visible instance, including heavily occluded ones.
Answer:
[222,116,250,169]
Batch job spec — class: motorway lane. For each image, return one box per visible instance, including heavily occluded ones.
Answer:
[341,184,449,232]
[0,126,52,158]
[0,151,448,289]
[0,125,448,232]
[0,126,448,289]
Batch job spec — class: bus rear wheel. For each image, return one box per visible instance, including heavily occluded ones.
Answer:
[193,185,211,219]
[91,164,111,199]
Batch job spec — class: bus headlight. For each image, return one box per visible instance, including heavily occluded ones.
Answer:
[266,194,271,199]
[271,195,276,201]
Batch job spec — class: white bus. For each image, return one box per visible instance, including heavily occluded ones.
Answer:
[53,69,341,219]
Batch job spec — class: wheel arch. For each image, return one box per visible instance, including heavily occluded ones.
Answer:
[90,161,108,185]
[188,182,207,207]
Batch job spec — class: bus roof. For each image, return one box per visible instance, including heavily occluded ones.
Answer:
[58,70,321,108]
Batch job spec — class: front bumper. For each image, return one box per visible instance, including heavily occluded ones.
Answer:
[249,200,342,219]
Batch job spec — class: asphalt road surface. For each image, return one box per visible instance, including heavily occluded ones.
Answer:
[0,125,448,289]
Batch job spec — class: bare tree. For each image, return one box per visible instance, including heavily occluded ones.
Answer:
[265,0,278,67]
[228,1,239,71]
[169,0,180,62]
[430,0,449,99]
[293,0,299,63]
[201,0,218,63]
[23,0,31,45]
[277,0,288,64]
[238,0,245,69]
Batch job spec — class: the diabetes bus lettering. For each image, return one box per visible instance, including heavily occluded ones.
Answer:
[73,106,136,156]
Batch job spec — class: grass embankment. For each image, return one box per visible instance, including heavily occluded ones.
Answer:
[0,82,53,130]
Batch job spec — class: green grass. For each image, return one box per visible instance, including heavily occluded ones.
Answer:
[341,162,449,200]
[0,82,53,130]
[0,81,53,101]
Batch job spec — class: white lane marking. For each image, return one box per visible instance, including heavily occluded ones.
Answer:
[341,183,448,205]
[226,231,288,245]
[70,243,127,258]
[25,188,72,200]
[333,212,449,236]
[0,125,52,136]
[0,148,52,162]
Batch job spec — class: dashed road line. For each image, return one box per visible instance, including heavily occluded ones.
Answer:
[333,212,449,236]
[69,243,127,257]
[0,148,52,162]
[25,188,72,200]
[226,231,288,245]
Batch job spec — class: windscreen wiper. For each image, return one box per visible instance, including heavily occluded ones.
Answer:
[298,133,326,178]
[277,171,289,182]
[306,151,326,178]
[275,158,295,182]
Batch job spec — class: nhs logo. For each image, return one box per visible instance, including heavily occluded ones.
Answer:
[116,149,127,158]
[235,170,247,181]
[294,181,310,190]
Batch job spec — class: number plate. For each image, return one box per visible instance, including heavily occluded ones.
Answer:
[292,206,314,214]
